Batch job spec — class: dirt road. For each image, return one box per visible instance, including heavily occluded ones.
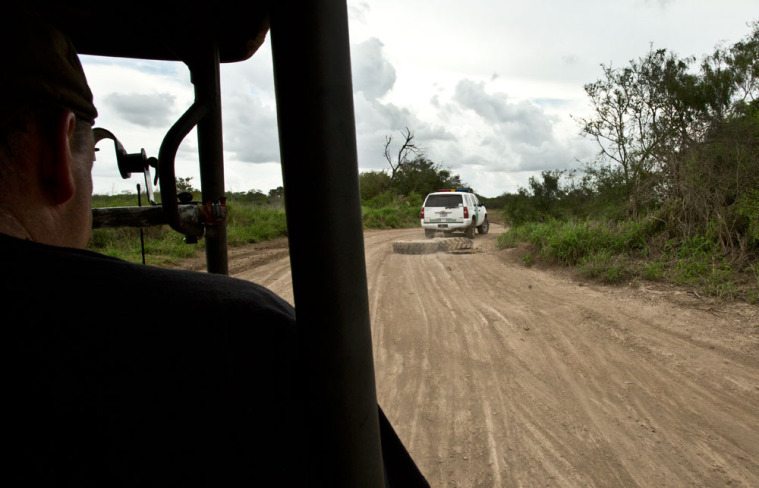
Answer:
[229,224,759,487]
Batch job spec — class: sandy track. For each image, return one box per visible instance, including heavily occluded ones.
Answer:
[230,225,759,487]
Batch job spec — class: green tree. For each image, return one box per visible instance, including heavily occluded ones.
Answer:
[577,19,759,258]
[578,48,692,216]
[267,186,285,206]
[500,170,572,225]
[176,176,197,193]
[359,170,391,201]
[391,156,463,197]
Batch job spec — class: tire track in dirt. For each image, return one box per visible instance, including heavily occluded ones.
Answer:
[225,224,759,487]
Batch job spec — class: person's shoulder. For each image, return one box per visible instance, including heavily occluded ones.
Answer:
[144,262,294,314]
[0,233,294,320]
[114,257,295,319]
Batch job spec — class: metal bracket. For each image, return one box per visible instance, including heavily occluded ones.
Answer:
[93,128,157,205]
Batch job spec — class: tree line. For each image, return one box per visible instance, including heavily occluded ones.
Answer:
[498,20,758,263]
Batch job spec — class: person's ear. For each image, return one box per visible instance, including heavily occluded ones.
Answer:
[39,111,77,205]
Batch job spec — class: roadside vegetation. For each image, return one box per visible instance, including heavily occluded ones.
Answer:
[91,140,464,265]
[91,23,757,303]
[358,129,465,229]
[90,185,289,267]
[495,21,759,303]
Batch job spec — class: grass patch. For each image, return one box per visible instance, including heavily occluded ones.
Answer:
[498,217,757,301]
[578,250,631,284]
[362,206,418,228]
[496,218,657,265]
[225,203,287,245]
[362,196,421,229]
[90,194,289,265]
[90,225,197,266]
[642,260,666,281]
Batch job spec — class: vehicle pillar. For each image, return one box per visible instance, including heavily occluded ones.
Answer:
[270,0,386,487]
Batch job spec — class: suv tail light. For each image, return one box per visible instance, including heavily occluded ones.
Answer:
[419,207,425,219]
[463,207,469,219]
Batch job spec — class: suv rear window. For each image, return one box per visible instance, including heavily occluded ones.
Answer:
[425,194,463,207]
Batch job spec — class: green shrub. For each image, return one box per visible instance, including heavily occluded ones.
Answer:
[90,224,196,266]
[642,261,665,281]
[361,192,421,229]
[578,250,631,284]
[736,190,759,250]
[362,205,419,229]
[225,204,287,245]
[496,229,521,248]
[544,221,600,265]
[667,236,741,299]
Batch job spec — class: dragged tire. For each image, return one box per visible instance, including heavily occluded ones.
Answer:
[440,237,473,253]
[392,240,441,255]
[477,216,489,235]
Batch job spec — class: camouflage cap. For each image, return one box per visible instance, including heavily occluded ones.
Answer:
[2,11,98,124]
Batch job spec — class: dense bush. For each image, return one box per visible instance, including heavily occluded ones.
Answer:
[361,192,422,229]
[494,22,758,301]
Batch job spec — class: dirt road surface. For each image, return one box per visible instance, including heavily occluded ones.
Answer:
[220,224,759,487]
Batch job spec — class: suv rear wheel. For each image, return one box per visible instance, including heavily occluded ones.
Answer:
[477,216,489,235]
[424,229,436,239]
[465,224,475,239]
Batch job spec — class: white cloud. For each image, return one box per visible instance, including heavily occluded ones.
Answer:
[348,1,371,24]
[352,38,397,100]
[105,92,176,127]
[82,1,758,198]
[449,79,582,174]
[222,92,280,163]
[455,79,555,146]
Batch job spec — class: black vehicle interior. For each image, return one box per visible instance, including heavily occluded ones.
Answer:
[16,1,429,486]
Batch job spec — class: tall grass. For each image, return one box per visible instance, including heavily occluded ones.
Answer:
[362,206,419,229]
[362,191,421,229]
[226,204,287,245]
[497,219,656,266]
[90,194,289,266]
[498,218,757,302]
[89,225,197,266]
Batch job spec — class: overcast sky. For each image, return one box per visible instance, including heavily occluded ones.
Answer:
[82,0,758,198]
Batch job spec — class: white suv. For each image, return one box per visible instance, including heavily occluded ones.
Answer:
[419,189,489,238]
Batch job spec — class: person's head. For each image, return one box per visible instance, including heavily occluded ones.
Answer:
[0,10,98,248]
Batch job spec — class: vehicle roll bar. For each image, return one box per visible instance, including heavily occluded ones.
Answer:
[271,1,386,485]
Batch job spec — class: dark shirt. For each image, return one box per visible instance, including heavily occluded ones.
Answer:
[3,233,301,486]
[3,233,429,487]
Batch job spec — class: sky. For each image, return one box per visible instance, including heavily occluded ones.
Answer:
[81,0,758,198]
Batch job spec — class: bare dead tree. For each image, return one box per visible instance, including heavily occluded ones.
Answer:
[384,127,418,180]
